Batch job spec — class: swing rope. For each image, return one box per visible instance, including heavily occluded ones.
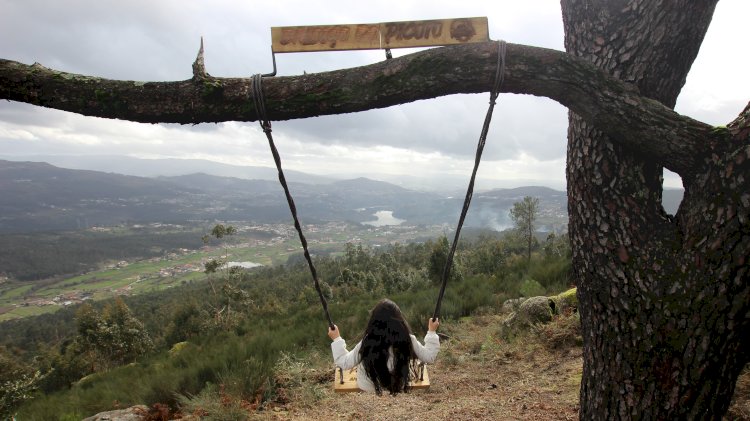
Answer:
[251,40,506,329]
[251,73,335,330]
[432,40,507,321]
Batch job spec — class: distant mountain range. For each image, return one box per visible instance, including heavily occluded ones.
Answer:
[0,154,336,185]
[0,154,565,192]
[0,159,683,234]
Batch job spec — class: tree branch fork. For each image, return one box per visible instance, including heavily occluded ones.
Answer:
[0,41,745,180]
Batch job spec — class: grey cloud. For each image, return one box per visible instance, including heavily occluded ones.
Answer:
[1,0,745,186]
[278,93,567,161]
[0,102,70,127]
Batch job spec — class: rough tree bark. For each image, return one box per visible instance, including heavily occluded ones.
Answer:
[562,0,749,419]
[1,2,748,418]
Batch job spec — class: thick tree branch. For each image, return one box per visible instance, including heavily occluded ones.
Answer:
[0,42,716,178]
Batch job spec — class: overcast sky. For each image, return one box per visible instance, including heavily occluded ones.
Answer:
[0,0,747,190]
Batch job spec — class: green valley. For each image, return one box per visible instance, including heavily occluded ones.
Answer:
[0,221,451,322]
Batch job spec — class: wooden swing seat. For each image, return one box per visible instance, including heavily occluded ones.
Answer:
[334,364,430,393]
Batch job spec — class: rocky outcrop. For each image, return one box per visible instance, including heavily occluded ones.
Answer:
[82,405,202,421]
[550,288,578,314]
[82,405,148,421]
[517,296,556,324]
[500,293,565,337]
[500,297,527,314]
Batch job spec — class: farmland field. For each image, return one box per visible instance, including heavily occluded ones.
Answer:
[0,220,449,321]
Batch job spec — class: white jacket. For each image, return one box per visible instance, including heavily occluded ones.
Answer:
[331,331,440,392]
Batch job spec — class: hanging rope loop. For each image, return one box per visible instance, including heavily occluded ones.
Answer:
[251,74,272,133]
[432,40,507,321]
[251,74,335,329]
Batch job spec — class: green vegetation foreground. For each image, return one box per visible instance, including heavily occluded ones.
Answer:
[3,232,572,419]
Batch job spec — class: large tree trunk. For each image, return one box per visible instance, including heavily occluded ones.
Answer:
[562,0,749,418]
[0,3,749,418]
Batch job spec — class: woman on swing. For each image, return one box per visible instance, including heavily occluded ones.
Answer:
[327,298,440,394]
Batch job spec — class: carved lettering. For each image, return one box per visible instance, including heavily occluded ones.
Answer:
[383,23,399,44]
[279,27,301,46]
[383,20,443,44]
[280,25,351,48]
[354,24,379,44]
[272,17,487,52]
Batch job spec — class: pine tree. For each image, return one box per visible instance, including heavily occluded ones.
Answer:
[510,196,539,262]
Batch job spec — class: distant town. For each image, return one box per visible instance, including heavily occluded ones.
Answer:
[1,220,455,320]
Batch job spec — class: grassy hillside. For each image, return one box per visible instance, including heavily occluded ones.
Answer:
[7,233,574,419]
[6,230,748,420]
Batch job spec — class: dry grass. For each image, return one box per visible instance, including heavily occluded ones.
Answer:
[252,314,582,420]
[234,313,750,421]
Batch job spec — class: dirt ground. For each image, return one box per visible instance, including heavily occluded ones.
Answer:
[243,311,750,421]
[255,314,582,421]
[89,311,750,420]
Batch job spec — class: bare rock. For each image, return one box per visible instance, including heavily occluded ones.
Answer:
[501,297,527,314]
[500,296,556,337]
[518,296,556,324]
[82,405,147,421]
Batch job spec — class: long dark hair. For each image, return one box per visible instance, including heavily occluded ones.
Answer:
[359,299,416,394]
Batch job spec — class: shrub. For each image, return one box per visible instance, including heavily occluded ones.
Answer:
[528,254,571,290]
[520,279,545,297]
[1,371,41,420]
[0,346,42,419]
[270,352,328,408]
[176,383,251,421]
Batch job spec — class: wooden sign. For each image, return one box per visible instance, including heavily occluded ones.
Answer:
[272,17,489,53]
